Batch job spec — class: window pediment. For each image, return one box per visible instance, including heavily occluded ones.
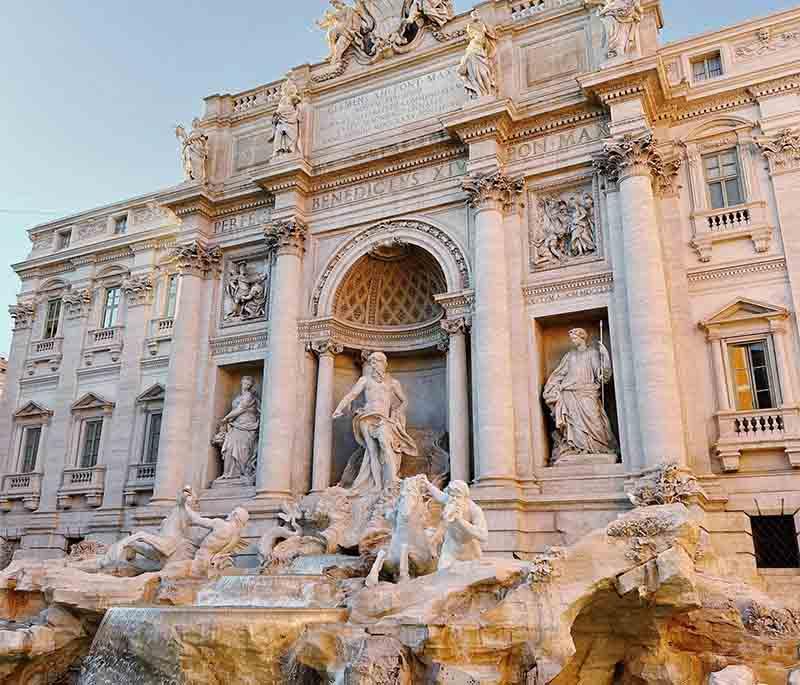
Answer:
[71,393,115,414]
[701,298,788,332]
[14,401,54,420]
[137,384,165,403]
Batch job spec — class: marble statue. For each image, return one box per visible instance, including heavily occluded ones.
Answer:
[270,78,303,156]
[187,505,250,576]
[175,118,209,183]
[215,377,260,482]
[99,486,197,572]
[224,262,268,321]
[365,474,436,586]
[317,0,372,66]
[586,0,643,59]
[458,11,498,99]
[333,351,419,492]
[402,0,454,29]
[425,478,488,570]
[543,328,618,464]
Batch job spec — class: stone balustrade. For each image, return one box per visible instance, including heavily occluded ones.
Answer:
[715,405,800,472]
[57,466,106,509]
[122,462,157,506]
[690,200,772,261]
[30,337,63,358]
[510,0,578,21]
[0,472,42,512]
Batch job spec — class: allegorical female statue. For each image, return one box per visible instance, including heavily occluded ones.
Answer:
[543,328,618,464]
[458,10,498,98]
[586,0,643,59]
[217,377,261,481]
[270,78,303,156]
[175,118,209,183]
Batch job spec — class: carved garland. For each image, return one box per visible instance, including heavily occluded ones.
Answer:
[311,220,470,316]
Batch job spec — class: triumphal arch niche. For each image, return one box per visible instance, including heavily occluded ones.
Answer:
[305,218,473,493]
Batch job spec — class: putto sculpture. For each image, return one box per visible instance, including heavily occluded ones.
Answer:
[213,376,261,483]
[543,327,618,465]
[270,77,303,156]
[224,261,268,321]
[585,0,643,60]
[175,118,209,183]
[333,351,419,492]
[458,11,498,98]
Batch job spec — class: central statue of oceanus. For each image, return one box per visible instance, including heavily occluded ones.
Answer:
[333,351,419,491]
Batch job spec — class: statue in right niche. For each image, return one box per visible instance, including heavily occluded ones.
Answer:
[543,327,618,465]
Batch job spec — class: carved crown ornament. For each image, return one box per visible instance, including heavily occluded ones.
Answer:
[121,274,155,307]
[756,128,800,174]
[440,315,472,335]
[9,302,36,330]
[309,339,345,357]
[462,171,525,211]
[171,241,222,277]
[62,288,93,319]
[593,132,682,194]
[264,217,308,256]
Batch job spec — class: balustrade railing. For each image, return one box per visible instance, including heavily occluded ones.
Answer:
[127,462,157,483]
[511,0,576,20]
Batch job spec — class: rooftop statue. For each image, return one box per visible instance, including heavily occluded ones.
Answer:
[317,0,373,66]
[270,77,303,156]
[333,351,419,492]
[458,11,498,98]
[175,118,209,184]
[402,0,454,30]
[585,0,643,59]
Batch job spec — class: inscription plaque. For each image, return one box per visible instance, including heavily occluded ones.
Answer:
[315,67,466,149]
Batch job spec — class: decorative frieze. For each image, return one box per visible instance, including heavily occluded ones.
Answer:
[9,302,36,330]
[523,272,613,305]
[76,220,107,242]
[121,274,155,307]
[462,171,525,211]
[171,241,222,277]
[264,218,308,257]
[735,28,800,60]
[756,128,800,175]
[210,332,269,357]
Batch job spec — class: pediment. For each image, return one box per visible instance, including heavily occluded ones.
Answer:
[14,401,54,420]
[701,298,789,328]
[71,392,115,413]
[137,384,165,403]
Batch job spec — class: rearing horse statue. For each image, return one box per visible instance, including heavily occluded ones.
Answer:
[366,474,437,586]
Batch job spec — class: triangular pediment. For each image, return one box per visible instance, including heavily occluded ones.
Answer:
[14,401,53,420]
[71,392,115,413]
[137,383,165,403]
[701,298,788,328]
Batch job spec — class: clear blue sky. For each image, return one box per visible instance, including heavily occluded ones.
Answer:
[0,0,792,357]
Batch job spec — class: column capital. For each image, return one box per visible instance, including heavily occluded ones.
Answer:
[462,171,525,213]
[309,338,344,357]
[264,217,308,257]
[441,315,472,336]
[171,240,222,278]
[121,273,155,307]
[9,302,37,330]
[62,288,93,320]
[755,128,800,175]
[594,131,676,186]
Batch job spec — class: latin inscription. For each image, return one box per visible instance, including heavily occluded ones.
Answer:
[507,123,606,163]
[214,207,271,235]
[312,160,467,212]
[315,67,466,148]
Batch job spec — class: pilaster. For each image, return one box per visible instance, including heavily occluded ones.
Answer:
[310,338,343,493]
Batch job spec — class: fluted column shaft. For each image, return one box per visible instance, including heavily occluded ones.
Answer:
[463,172,523,483]
[310,340,342,492]
[257,218,307,499]
[441,318,471,483]
[598,133,687,467]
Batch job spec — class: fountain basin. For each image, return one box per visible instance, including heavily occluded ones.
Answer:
[79,606,348,685]
[196,574,343,609]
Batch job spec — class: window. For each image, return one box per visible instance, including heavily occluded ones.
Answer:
[692,53,723,82]
[728,341,777,410]
[143,412,162,463]
[751,515,800,569]
[101,287,121,329]
[80,419,103,468]
[43,299,62,340]
[57,230,72,250]
[114,215,128,235]
[704,150,744,209]
[20,427,42,473]
[164,275,179,318]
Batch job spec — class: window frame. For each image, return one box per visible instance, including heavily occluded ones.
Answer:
[113,214,128,235]
[726,337,781,411]
[101,286,122,330]
[10,402,53,476]
[702,148,745,210]
[79,418,104,468]
[691,52,723,82]
[69,393,114,470]
[163,274,179,319]
[19,426,42,473]
[142,411,163,464]
[57,230,72,250]
[42,298,63,340]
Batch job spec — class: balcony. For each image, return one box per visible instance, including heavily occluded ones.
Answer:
[57,466,106,508]
[84,327,124,365]
[25,337,64,375]
[123,462,157,505]
[691,201,773,262]
[145,317,175,357]
[0,473,42,512]
[714,406,800,472]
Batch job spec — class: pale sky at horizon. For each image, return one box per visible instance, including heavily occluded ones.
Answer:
[0,0,793,357]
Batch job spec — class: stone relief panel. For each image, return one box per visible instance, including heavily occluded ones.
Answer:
[529,178,601,271]
[733,27,800,61]
[523,31,587,90]
[77,219,108,242]
[234,130,272,172]
[220,253,271,327]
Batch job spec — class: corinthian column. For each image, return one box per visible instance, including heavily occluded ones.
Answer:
[441,316,471,483]
[310,339,343,493]
[152,242,221,505]
[462,171,524,484]
[595,132,687,468]
[257,218,307,499]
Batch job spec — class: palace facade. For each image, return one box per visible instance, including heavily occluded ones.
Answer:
[2,0,800,582]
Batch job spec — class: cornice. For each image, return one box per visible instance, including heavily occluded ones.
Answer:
[523,271,614,305]
[251,159,314,195]
[510,107,607,142]
[687,256,787,286]
[441,99,520,143]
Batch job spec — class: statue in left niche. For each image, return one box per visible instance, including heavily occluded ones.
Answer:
[213,376,261,484]
[458,11,498,99]
[270,78,303,157]
[225,261,268,322]
[175,118,209,184]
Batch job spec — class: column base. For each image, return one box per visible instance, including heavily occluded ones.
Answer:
[254,489,294,502]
